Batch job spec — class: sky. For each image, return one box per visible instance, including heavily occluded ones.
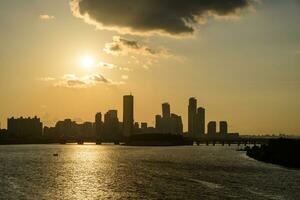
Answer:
[0,0,299,135]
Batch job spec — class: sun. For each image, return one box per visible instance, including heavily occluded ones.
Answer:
[80,55,95,69]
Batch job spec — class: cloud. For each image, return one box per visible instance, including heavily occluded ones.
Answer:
[121,75,129,80]
[54,74,123,88]
[39,74,124,89]
[104,36,172,57]
[70,0,252,37]
[38,77,56,81]
[39,15,55,20]
[97,61,118,69]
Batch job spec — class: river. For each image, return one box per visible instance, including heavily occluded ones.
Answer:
[0,145,299,199]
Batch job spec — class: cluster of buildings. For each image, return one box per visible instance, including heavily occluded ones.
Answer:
[0,95,239,141]
[6,116,43,138]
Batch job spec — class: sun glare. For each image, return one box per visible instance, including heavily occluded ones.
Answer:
[80,55,95,69]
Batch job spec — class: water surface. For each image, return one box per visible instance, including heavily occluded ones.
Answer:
[0,145,299,200]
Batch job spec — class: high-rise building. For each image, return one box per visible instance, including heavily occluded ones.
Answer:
[123,95,134,137]
[162,103,171,118]
[170,114,183,135]
[155,115,162,132]
[161,103,171,133]
[103,110,120,141]
[207,121,217,135]
[195,107,205,138]
[188,97,197,137]
[95,112,102,138]
[219,121,228,135]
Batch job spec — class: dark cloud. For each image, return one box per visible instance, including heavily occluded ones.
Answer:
[90,74,109,83]
[71,0,251,36]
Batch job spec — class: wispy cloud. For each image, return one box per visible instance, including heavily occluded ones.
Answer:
[39,14,55,20]
[38,77,56,81]
[121,75,129,80]
[40,74,124,89]
[104,36,172,58]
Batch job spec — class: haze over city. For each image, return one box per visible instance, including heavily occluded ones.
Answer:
[0,0,300,135]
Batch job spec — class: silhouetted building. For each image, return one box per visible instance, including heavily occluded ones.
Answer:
[55,119,79,139]
[162,103,171,133]
[170,114,183,135]
[103,110,120,141]
[188,97,197,137]
[123,95,134,137]
[162,103,171,118]
[79,122,94,138]
[134,122,140,134]
[207,121,217,135]
[7,116,43,138]
[195,107,205,138]
[95,112,102,138]
[141,122,148,130]
[220,121,228,135]
[155,115,163,132]
[155,103,183,135]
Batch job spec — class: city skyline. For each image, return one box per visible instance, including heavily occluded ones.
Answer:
[3,95,232,135]
[2,94,239,144]
[0,0,300,134]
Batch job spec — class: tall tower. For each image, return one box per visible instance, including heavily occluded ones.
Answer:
[207,121,217,135]
[123,95,134,137]
[95,112,102,138]
[195,107,205,137]
[162,103,171,118]
[188,97,197,137]
[219,121,228,135]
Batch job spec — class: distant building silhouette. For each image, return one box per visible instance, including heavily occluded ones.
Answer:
[154,103,183,135]
[103,110,121,142]
[123,95,134,137]
[207,121,217,135]
[134,122,140,134]
[188,97,197,137]
[95,112,103,138]
[195,107,205,138]
[219,121,228,135]
[54,119,79,139]
[1,94,240,143]
[7,116,43,138]
[141,122,147,130]
[161,103,171,133]
[155,115,163,132]
[170,113,183,135]
[162,103,171,118]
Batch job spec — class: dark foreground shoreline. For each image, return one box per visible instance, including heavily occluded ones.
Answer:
[246,138,300,168]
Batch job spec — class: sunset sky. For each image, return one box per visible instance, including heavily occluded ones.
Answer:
[0,0,299,134]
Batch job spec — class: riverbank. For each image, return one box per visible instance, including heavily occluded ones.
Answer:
[246,138,300,168]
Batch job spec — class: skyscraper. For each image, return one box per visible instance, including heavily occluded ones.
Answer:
[195,107,205,138]
[162,103,171,118]
[95,112,102,138]
[188,97,197,137]
[219,121,228,135]
[123,95,134,137]
[103,110,120,141]
[155,115,163,132]
[207,121,217,135]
